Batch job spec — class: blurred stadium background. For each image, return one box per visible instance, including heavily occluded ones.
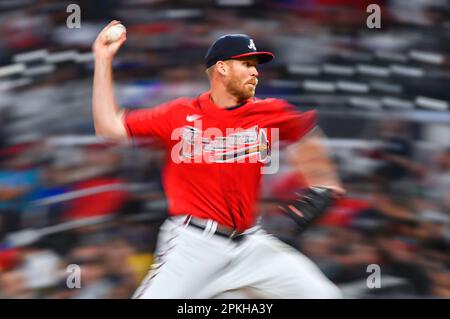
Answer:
[1,0,450,298]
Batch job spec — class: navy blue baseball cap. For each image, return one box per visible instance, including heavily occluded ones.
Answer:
[205,34,274,68]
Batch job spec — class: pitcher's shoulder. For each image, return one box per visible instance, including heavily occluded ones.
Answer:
[251,96,294,112]
[171,96,201,111]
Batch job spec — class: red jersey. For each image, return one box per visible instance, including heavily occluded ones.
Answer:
[124,91,317,231]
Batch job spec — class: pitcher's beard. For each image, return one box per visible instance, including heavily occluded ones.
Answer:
[226,79,257,102]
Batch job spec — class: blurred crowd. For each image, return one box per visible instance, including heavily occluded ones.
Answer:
[1,0,450,298]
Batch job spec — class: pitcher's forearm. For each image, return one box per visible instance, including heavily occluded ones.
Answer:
[288,128,345,194]
[92,58,127,138]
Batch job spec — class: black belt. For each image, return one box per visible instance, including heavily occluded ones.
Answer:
[183,215,247,242]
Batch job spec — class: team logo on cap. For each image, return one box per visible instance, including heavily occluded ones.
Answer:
[248,39,256,50]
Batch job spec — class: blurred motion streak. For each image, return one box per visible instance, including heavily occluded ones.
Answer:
[1,0,450,298]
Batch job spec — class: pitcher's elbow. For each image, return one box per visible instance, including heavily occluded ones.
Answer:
[95,126,115,139]
[95,125,128,140]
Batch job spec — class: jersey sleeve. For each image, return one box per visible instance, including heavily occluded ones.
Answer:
[274,100,318,142]
[123,99,183,143]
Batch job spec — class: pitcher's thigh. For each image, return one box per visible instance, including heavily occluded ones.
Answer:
[133,227,231,299]
[250,235,342,299]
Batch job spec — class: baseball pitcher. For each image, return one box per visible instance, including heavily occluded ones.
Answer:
[92,21,345,298]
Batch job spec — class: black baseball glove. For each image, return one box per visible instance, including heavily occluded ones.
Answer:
[279,187,336,232]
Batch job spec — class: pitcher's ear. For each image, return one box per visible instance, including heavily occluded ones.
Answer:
[216,60,228,76]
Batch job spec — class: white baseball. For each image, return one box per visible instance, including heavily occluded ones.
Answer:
[105,24,126,43]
